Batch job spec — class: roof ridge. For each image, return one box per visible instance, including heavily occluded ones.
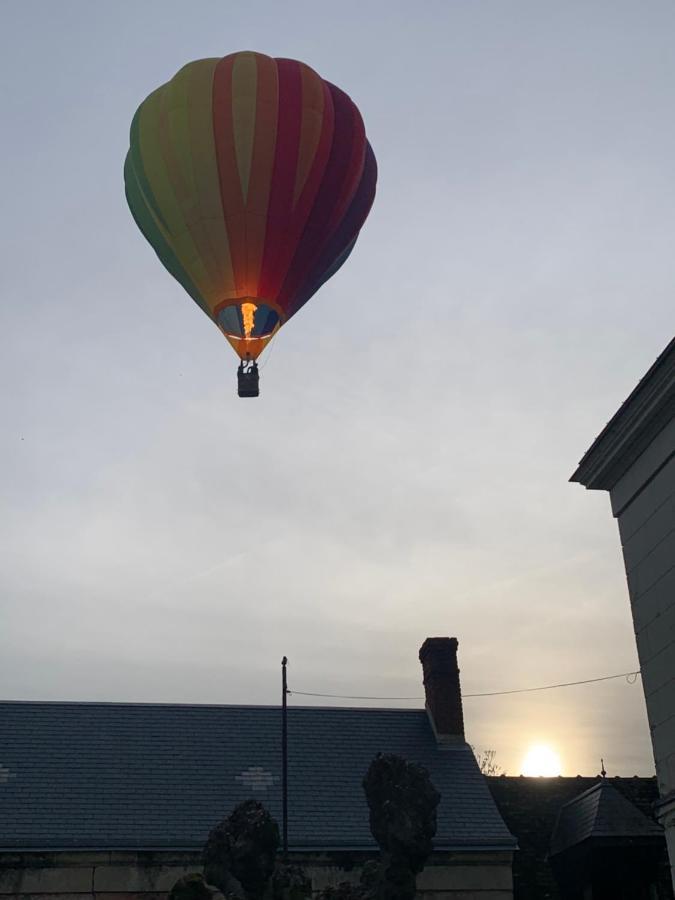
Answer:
[0,699,424,712]
[594,779,663,832]
[557,778,604,810]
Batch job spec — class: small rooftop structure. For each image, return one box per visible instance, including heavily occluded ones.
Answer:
[488,775,672,898]
[550,779,663,856]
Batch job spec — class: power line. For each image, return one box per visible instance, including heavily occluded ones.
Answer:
[464,670,640,698]
[288,670,641,702]
[290,691,422,701]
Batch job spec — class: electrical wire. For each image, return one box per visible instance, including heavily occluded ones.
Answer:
[287,670,641,702]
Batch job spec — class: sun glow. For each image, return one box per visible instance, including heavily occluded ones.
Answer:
[521,744,562,776]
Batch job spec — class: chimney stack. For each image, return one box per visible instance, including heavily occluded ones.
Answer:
[419,637,465,744]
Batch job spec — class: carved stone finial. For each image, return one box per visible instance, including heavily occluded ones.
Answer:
[169,873,226,900]
[362,753,441,900]
[203,799,280,900]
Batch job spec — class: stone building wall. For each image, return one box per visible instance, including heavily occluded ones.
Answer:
[571,337,675,885]
[612,419,675,798]
[0,850,513,900]
[610,416,675,875]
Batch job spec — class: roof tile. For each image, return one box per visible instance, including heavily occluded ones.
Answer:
[0,701,514,852]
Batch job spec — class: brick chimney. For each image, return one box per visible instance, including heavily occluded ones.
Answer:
[419,637,465,744]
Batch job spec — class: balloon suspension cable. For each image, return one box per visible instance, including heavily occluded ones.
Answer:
[237,354,260,398]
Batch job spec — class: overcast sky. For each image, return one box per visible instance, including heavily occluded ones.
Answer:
[1,1,674,777]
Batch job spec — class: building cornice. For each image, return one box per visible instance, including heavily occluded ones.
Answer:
[570,338,675,491]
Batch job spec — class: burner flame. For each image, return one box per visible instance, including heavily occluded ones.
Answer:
[241,302,257,339]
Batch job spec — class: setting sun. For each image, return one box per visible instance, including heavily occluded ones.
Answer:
[521,744,562,776]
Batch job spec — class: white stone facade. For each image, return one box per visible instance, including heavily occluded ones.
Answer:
[615,420,675,886]
[615,420,675,793]
[572,338,675,886]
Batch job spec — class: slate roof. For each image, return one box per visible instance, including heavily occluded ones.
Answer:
[0,701,515,852]
[549,779,663,856]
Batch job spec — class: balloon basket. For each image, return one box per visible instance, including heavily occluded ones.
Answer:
[237,360,260,398]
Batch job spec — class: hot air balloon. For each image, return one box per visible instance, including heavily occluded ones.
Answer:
[124,51,377,397]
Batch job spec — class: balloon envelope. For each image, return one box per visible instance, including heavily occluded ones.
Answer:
[125,51,377,359]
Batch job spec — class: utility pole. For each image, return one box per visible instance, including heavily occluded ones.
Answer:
[281,656,288,858]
